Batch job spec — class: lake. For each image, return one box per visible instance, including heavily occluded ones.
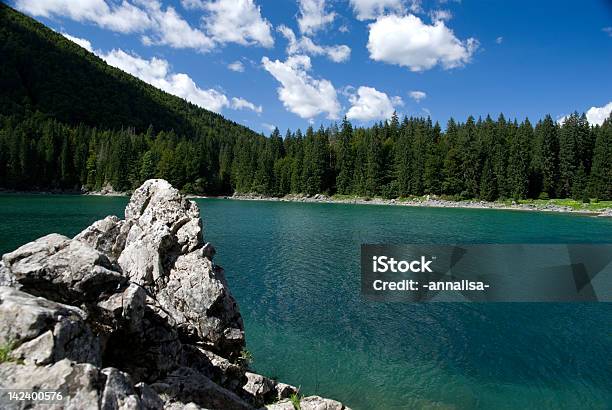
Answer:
[1,194,611,409]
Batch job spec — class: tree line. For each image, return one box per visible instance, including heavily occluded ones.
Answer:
[1,111,610,201]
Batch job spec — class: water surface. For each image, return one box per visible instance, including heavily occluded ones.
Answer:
[1,195,611,409]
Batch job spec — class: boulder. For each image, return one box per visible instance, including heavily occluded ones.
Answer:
[100,367,141,410]
[267,396,349,410]
[0,287,100,366]
[75,215,130,262]
[0,179,351,410]
[118,179,244,358]
[0,359,101,410]
[135,382,164,410]
[156,250,244,355]
[2,234,125,304]
[151,366,252,410]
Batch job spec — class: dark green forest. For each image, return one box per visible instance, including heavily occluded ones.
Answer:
[1,3,611,200]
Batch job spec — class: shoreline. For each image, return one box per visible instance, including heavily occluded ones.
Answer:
[2,189,611,217]
[223,193,612,217]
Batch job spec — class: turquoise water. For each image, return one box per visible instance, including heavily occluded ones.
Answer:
[1,195,611,409]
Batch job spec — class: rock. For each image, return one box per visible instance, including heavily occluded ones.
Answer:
[97,283,146,333]
[100,367,141,410]
[0,261,15,287]
[242,372,275,406]
[118,179,244,358]
[152,367,252,410]
[135,382,164,410]
[2,234,126,304]
[163,403,205,410]
[156,250,244,356]
[275,383,298,401]
[201,242,216,260]
[267,396,349,410]
[124,179,202,253]
[0,287,100,366]
[75,215,130,261]
[0,179,350,410]
[103,307,182,384]
[180,345,243,388]
[0,359,101,410]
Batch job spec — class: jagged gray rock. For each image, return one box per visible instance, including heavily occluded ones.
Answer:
[267,396,348,410]
[0,179,350,410]
[75,215,129,262]
[152,366,252,410]
[0,359,101,410]
[0,286,100,366]
[2,234,125,304]
[100,368,141,410]
[118,179,244,357]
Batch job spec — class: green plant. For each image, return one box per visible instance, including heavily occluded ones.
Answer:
[237,349,253,367]
[289,392,302,410]
[0,341,20,364]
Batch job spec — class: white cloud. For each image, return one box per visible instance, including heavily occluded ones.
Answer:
[367,14,479,72]
[603,27,612,37]
[346,86,402,122]
[202,0,274,47]
[100,48,229,112]
[409,90,427,102]
[17,0,215,52]
[279,25,350,63]
[261,122,276,132]
[261,55,340,119]
[339,25,349,33]
[231,97,263,113]
[228,61,245,72]
[429,9,452,22]
[586,102,612,126]
[61,33,93,51]
[496,36,503,44]
[140,2,214,51]
[15,0,152,33]
[348,0,403,21]
[297,0,335,34]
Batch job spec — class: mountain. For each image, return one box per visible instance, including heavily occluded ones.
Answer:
[0,2,257,138]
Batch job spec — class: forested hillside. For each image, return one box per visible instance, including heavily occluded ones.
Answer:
[0,3,610,200]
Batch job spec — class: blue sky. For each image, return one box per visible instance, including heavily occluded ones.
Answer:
[10,0,612,134]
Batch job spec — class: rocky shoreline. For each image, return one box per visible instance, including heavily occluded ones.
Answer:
[0,179,350,410]
[229,193,612,217]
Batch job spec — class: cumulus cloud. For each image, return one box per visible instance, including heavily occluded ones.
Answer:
[297,0,335,34]
[62,33,93,51]
[140,2,214,51]
[586,102,612,126]
[100,49,228,112]
[367,14,479,72]
[261,55,341,119]
[409,90,427,102]
[231,97,263,113]
[228,61,245,72]
[16,0,152,33]
[17,0,215,52]
[17,0,274,51]
[201,0,274,47]
[279,25,350,63]
[346,86,402,122]
[348,0,403,20]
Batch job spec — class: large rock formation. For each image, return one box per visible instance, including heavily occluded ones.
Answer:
[0,179,350,410]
